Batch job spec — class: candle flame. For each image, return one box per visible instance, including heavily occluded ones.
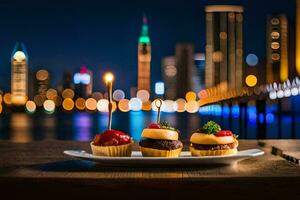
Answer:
[104,72,114,83]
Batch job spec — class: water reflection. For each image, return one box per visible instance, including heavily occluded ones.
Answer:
[1,96,300,143]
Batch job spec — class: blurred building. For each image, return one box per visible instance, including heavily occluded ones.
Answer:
[73,65,93,98]
[266,15,289,83]
[35,69,50,97]
[162,56,177,99]
[205,5,244,90]
[11,42,28,105]
[175,43,195,98]
[296,0,300,76]
[162,52,204,99]
[193,53,206,92]
[137,15,151,92]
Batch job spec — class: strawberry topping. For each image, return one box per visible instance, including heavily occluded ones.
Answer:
[148,123,160,129]
[215,130,233,137]
[93,129,132,146]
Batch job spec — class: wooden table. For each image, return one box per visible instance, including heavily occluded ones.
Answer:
[1,140,300,199]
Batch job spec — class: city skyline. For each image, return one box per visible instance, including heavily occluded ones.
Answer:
[0,0,297,94]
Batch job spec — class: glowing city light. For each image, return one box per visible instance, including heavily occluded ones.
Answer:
[33,95,46,107]
[142,100,152,111]
[185,100,199,113]
[62,89,75,99]
[62,98,74,111]
[96,99,109,112]
[246,54,258,66]
[276,90,284,98]
[73,73,91,84]
[269,91,277,100]
[129,98,142,111]
[175,98,186,112]
[25,101,36,113]
[36,69,49,81]
[161,100,177,113]
[137,89,150,102]
[185,91,197,101]
[92,92,103,100]
[118,99,130,112]
[46,88,58,100]
[75,98,86,110]
[13,51,26,62]
[3,93,12,105]
[43,100,55,113]
[245,75,257,87]
[155,82,165,95]
[113,89,125,101]
[291,87,299,96]
[85,98,97,111]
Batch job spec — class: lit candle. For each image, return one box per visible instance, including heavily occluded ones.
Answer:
[155,99,163,124]
[104,72,114,130]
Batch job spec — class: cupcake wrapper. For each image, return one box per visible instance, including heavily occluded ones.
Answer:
[140,147,182,157]
[190,146,237,156]
[90,142,133,157]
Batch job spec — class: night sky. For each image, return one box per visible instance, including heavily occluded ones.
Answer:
[0,0,296,95]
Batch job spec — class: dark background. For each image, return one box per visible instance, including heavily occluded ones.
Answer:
[0,0,296,94]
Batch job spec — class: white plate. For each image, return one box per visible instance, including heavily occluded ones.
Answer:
[64,149,264,166]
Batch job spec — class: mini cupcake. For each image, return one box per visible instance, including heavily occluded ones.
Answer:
[139,121,183,157]
[190,121,238,156]
[90,129,133,157]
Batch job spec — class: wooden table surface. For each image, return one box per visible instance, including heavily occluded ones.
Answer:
[1,139,300,198]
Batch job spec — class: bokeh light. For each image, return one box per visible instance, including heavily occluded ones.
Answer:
[62,89,75,99]
[43,100,55,113]
[245,75,258,87]
[185,100,199,113]
[75,98,86,110]
[36,69,49,81]
[92,92,103,101]
[142,100,152,111]
[3,93,12,105]
[46,88,58,100]
[62,98,74,111]
[96,99,109,112]
[137,90,150,102]
[113,89,125,101]
[85,98,97,111]
[155,82,165,95]
[118,99,130,112]
[129,98,142,111]
[34,95,46,107]
[25,101,36,113]
[175,98,186,112]
[162,100,177,113]
[246,54,258,66]
[53,96,62,107]
[185,91,197,101]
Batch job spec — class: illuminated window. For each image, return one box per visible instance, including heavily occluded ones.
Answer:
[271,53,280,61]
[270,31,280,39]
[271,42,280,50]
[219,32,227,40]
[155,82,165,95]
[271,18,280,25]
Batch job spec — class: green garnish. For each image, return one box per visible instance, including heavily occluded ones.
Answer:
[159,121,179,132]
[198,121,221,134]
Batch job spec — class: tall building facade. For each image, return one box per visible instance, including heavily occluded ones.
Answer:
[193,53,206,92]
[175,43,195,98]
[162,56,177,99]
[296,0,300,75]
[11,42,28,105]
[266,15,289,83]
[137,15,151,92]
[205,5,244,90]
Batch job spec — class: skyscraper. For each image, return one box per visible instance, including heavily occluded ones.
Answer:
[137,15,151,92]
[11,42,28,105]
[162,56,177,99]
[266,15,289,83]
[193,53,206,92]
[175,43,194,98]
[205,5,244,90]
[296,0,300,75]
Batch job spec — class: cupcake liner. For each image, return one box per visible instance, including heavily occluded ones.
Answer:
[140,147,182,157]
[190,146,237,156]
[90,141,133,157]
